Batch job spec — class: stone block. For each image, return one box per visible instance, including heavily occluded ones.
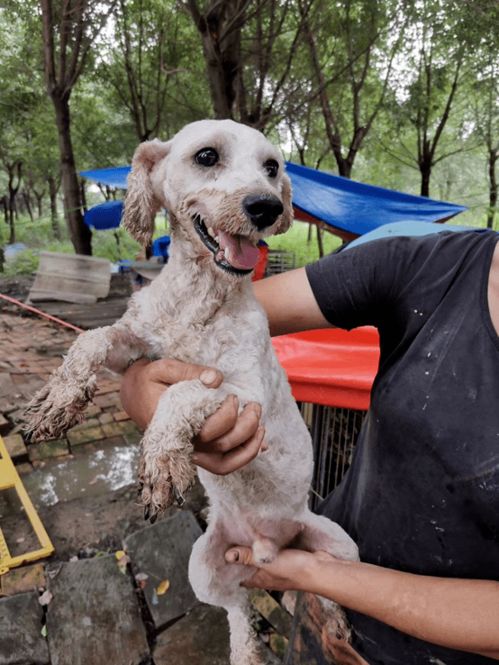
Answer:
[0,563,45,596]
[46,556,149,665]
[0,412,10,435]
[250,589,292,636]
[68,418,100,431]
[15,462,33,475]
[67,425,105,447]
[153,604,230,665]
[28,438,68,461]
[93,393,121,409]
[0,591,49,665]
[125,510,202,628]
[113,410,131,422]
[102,420,138,439]
[3,432,27,459]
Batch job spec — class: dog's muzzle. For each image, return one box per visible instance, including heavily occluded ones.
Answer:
[193,215,260,276]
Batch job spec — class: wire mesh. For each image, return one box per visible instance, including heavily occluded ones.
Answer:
[298,403,366,510]
[265,249,296,275]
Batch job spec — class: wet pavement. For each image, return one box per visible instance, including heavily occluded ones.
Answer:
[23,438,140,508]
[0,311,291,664]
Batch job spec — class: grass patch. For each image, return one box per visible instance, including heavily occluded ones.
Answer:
[267,220,341,267]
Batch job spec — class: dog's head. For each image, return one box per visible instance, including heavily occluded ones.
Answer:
[122,119,293,278]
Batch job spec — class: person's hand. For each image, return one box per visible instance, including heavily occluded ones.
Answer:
[224,544,334,592]
[120,358,267,474]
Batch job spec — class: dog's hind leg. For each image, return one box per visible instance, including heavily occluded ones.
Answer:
[226,599,270,665]
[138,380,226,518]
[297,511,359,562]
[189,520,268,665]
[24,325,145,442]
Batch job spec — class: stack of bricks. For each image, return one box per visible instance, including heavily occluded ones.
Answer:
[0,311,140,472]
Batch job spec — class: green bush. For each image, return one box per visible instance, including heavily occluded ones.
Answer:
[4,249,40,276]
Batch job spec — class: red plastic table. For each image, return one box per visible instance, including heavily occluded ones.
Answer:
[272,327,380,411]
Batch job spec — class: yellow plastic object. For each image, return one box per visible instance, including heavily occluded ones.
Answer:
[0,436,54,575]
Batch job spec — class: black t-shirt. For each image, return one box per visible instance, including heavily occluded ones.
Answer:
[305,229,499,665]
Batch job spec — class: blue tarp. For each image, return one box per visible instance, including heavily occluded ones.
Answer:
[84,200,124,230]
[80,162,466,237]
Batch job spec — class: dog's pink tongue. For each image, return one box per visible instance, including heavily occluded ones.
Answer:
[218,231,259,270]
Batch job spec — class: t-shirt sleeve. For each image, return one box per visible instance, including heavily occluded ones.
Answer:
[305,233,455,330]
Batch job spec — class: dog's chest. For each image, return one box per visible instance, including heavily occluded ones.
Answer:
[143,307,261,369]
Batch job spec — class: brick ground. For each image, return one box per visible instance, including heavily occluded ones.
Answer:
[0,311,292,664]
[0,311,133,470]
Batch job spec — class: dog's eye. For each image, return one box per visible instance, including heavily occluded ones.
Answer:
[195,147,219,167]
[264,159,279,178]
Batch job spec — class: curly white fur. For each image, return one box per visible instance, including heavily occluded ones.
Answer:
[25,120,358,665]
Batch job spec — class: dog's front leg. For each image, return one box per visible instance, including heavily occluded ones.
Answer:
[24,325,145,442]
[139,379,225,519]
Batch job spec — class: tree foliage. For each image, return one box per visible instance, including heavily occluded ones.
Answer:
[0,0,497,262]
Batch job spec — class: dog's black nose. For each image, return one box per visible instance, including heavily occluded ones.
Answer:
[243,194,284,230]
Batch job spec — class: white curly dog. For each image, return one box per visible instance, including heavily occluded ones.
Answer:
[26,119,358,665]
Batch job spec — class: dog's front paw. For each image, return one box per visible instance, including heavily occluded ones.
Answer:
[138,445,196,522]
[23,374,95,442]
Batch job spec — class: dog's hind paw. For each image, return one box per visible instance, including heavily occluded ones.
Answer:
[252,538,279,564]
[138,446,196,522]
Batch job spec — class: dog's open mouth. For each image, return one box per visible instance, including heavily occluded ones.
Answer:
[193,215,259,276]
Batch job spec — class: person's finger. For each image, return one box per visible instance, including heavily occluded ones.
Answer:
[193,426,265,474]
[225,546,255,565]
[146,358,223,387]
[196,395,240,444]
[198,402,261,452]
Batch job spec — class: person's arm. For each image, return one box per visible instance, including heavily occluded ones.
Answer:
[224,546,499,660]
[254,268,332,336]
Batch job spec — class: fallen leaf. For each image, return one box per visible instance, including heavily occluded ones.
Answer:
[114,550,126,561]
[41,625,48,638]
[116,552,130,574]
[156,579,170,596]
[38,590,53,607]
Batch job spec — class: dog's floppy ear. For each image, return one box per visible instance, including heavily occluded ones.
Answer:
[122,139,171,246]
[275,173,293,235]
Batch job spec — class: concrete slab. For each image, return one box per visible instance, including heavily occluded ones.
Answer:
[153,604,230,665]
[125,511,202,628]
[0,563,45,596]
[0,591,49,665]
[46,555,149,665]
[22,438,139,508]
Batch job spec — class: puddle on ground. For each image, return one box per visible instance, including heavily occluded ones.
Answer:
[22,440,140,508]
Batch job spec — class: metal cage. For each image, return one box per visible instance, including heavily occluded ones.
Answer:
[265,249,296,276]
[299,403,366,510]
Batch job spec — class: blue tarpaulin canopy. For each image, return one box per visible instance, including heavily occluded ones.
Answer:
[84,200,124,230]
[80,162,466,238]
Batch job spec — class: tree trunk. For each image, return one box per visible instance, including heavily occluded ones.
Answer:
[486,148,497,230]
[1,196,7,226]
[47,175,61,239]
[80,179,88,213]
[316,224,324,258]
[189,1,244,120]
[22,191,34,222]
[420,163,431,197]
[35,192,44,218]
[53,96,92,254]
[8,196,16,244]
